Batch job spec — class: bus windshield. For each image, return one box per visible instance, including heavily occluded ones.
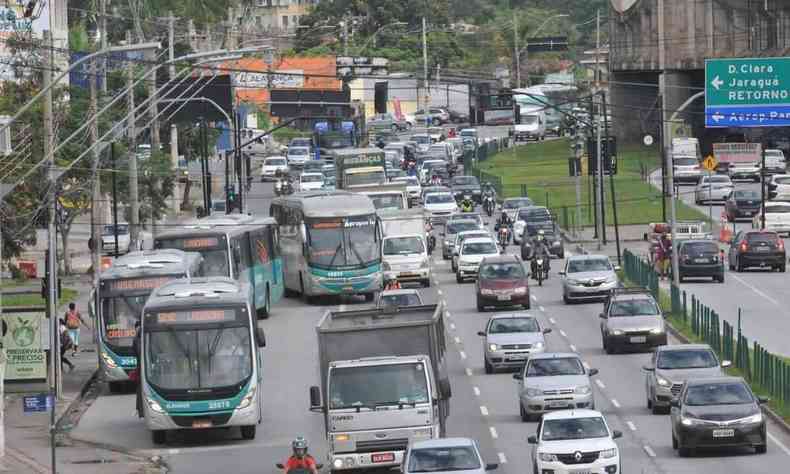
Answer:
[307,216,379,268]
[156,237,229,277]
[101,295,147,347]
[370,194,404,210]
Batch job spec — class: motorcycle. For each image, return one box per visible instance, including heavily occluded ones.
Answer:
[460,194,475,213]
[483,194,495,217]
[533,258,545,286]
[497,226,510,251]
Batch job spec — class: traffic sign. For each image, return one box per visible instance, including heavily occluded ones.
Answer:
[702,155,717,171]
[23,394,52,414]
[705,57,790,128]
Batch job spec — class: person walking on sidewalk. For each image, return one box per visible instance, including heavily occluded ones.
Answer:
[657,234,672,280]
[64,302,88,356]
[59,318,75,372]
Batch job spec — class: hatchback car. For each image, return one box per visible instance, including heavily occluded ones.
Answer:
[724,189,762,221]
[694,175,734,204]
[764,149,786,174]
[728,161,761,182]
[376,289,424,308]
[403,438,498,474]
[671,377,768,457]
[677,239,724,282]
[456,238,500,283]
[728,230,786,272]
[767,173,790,199]
[501,197,535,221]
[753,200,790,235]
[298,172,325,192]
[475,255,531,311]
[260,156,289,181]
[513,353,599,421]
[528,410,622,474]
[452,230,493,272]
[382,234,430,287]
[450,175,482,203]
[447,212,485,229]
[441,219,481,260]
[672,156,702,183]
[560,255,620,304]
[600,288,667,354]
[478,313,550,373]
[423,192,458,223]
[513,206,553,244]
[643,344,730,414]
[286,146,311,167]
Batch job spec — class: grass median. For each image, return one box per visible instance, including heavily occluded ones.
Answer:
[3,287,78,308]
[476,139,707,225]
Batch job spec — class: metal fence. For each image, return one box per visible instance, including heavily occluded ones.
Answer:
[623,249,789,415]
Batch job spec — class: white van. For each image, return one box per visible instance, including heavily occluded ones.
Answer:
[512,110,546,141]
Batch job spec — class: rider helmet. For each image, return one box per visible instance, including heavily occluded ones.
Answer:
[536,229,545,241]
[292,437,308,458]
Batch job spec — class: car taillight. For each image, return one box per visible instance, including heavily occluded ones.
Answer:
[778,240,785,251]
[740,242,748,252]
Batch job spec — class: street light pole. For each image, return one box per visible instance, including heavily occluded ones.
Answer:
[422,17,429,122]
[514,14,520,89]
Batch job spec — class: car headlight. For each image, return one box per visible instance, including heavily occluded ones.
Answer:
[513,286,527,294]
[444,240,452,246]
[533,341,544,349]
[566,278,582,285]
[525,387,542,397]
[739,413,763,424]
[481,288,494,295]
[681,416,700,427]
[146,397,164,413]
[237,384,257,410]
[488,343,498,352]
[333,459,344,469]
[656,376,671,387]
[101,351,118,369]
[575,385,592,395]
[333,433,350,442]
[538,453,558,463]
[382,262,391,271]
[650,327,665,335]
[612,329,624,336]
[600,448,617,459]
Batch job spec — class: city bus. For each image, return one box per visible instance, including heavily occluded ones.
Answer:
[92,250,203,392]
[269,190,382,301]
[140,278,266,444]
[153,214,283,317]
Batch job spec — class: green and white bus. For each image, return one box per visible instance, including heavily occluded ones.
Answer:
[92,250,203,392]
[269,190,382,301]
[153,214,283,317]
[141,278,266,444]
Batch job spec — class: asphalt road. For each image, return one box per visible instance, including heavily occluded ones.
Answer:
[648,170,790,356]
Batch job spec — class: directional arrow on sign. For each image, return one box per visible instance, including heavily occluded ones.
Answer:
[711,75,724,90]
[712,111,725,123]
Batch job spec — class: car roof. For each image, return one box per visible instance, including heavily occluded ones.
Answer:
[685,376,747,386]
[490,311,539,320]
[480,254,520,264]
[764,201,790,207]
[458,230,489,236]
[567,254,610,261]
[529,351,581,360]
[679,239,718,245]
[448,218,478,225]
[541,409,604,421]
[410,438,476,450]
[463,237,496,244]
[657,343,713,352]
[264,155,286,160]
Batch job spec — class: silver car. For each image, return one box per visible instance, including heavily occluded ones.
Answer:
[643,344,731,414]
[600,289,667,354]
[560,255,620,303]
[451,230,493,272]
[478,313,551,374]
[694,175,734,204]
[513,352,598,421]
[403,438,498,474]
[672,156,702,184]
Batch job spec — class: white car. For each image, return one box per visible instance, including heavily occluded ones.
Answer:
[753,201,790,235]
[764,149,786,174]
[767,173,790,199]
[672,156,702,183]
[419,159,446,183]
[382,234,430,287]
[392,176,422,203]
[694,175,734,204]
[286,146,311,167]
[101,223,132,255]
[260,156,289,181]
[423,192,459,224]
[728,161,761,182]
[456,237,500,283]
[298,172,325,191]
[528,409,622,474]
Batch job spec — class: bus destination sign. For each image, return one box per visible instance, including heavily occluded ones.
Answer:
[109,276,176,292]
[183,237,220,249]
[154,309,236,324]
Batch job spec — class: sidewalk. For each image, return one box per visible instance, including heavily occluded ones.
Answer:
[2,276,157,474]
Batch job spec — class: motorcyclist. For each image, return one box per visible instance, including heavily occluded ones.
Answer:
[431,173,442,186]
[282,437,318,474]
[496,211,512,229]
[425,221,435,253]
[460,194,474,212]
[482,183,496,214]
[530,230,551,277]
[384,276,402,290]
[407,161,417,177]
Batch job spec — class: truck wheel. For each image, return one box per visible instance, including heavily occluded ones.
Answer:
[241,425,256,440]
[456,273,464,284]
[152,430,166,445]
[484,359,493,374]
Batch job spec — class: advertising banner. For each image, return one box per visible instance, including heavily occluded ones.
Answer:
[3,313,47,381]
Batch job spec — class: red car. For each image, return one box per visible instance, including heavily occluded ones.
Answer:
[475,255,531,311]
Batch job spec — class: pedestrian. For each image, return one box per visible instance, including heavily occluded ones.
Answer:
[132,321,143,418]
[59,318,75,372]
[64,302,88,356]
[658,234,672,280]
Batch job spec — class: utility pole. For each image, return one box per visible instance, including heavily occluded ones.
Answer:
[342,20,349,55]
[89,59,102,321]
[422,17,428,125]
[595,9,601,90]
[100,0,108,94]
[168,13,180,214]
[126,31,141,249]
[596,96,604,250]
[513,12,520,89]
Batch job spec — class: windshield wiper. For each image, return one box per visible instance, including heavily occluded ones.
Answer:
[375,400,418,409]
[327,242,344,267]
[206,327,225,374]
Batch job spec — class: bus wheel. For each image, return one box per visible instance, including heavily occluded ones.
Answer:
[152,430,166,445]
[241,425,256,440]
[300,276,316,305]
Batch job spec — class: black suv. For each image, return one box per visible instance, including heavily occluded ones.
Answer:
[677,239,724,283]
[728,230,786,272]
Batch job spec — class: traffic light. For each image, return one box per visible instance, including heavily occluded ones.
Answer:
[23,1,37,18]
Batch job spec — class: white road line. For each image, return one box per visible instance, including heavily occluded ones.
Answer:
[531,295,537,301]
[168,449,180,455]
[454,336,461,344]
[339,304,347,311]
[549,317,557,325]
[460,351,467,360]
[446,311,452,318]
[626,421,637,432]
[438,289,443,296]
[731,274,780,306]
[569,344,577,352]
[611,399,621,408]
[768,432,790,457]
[595,379,606,389]
[559,329,567,337]
[643,445,656,458]
[489,426,499,439]
[497,453,508,464]
[480,406,489,416]
[473,386,480,396]
[450,323,456,330]
[465,368,473,377]
[582,361,591,370]
[539,306,545,312]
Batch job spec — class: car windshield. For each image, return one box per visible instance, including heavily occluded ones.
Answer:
[504,198,534,209]
[746,232,779,243]
[307,216,379,268]
[347,171,387,187]
[103,224,129,235]
[674,158,698,166]
[766,204,790,213]
[383,237,424,255]
[479,262,525,280]
[380,293,422,307]
[775,176,790,184]
[681,242,719,254]
[521,116,538,125]
[657,349,718,369]
[609,298,659,317]
[101,295,148,347]
[370,194,405,210]
[526,357,585,376]
[289,148,308,155]
[518,209,551,221]
[685,382,753,406]
[413,136,431,144]
[395,177,420,186]
[407,446,481,473]
[290,139,311,147]
[457,232,489,244]
[426,193,454,204]
[329,362,428,409]
[453,177,478,186]
[567,258,612,273]
[541,417,609,441]
[447,221,479,234]
[489,317,539,334]
[265,159,286,166]
[462,241,498,255]
[734,190,760,199]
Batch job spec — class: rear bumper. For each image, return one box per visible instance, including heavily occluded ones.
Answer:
[740,253,785,267]
[606,332,668,349]
[477,292,531,307]
[679,263,724,278]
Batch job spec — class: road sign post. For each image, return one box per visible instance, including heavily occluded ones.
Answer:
[706,57,790,128]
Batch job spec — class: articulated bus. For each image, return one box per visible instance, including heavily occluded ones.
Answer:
[269,191,382,301]
[141,278,266,444]
[153,214,283,317]
[92,250,203,392]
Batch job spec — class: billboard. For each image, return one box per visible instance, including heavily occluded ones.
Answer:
[713,142,762,164]
[270,89,351,118]
[157,74,234,123]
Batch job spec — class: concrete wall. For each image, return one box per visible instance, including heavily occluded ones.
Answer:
[609,71,661,142]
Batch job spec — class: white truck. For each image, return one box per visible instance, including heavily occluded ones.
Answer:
[352,183,409,211]
[379,209,431,286]
[512,107,546,141]
[309,303,451,472]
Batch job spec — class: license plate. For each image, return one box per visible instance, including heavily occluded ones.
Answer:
[712,429,735,438]
[497,295,511,301]
[547,400,569,408]
[694,258,709,263]
[571,471,591,474]
[371,453,395,463]
[630,336,647,343]
[192,419,212,428]
[507,354,527,361]
[400,272,418,277]
[755,246,770,252]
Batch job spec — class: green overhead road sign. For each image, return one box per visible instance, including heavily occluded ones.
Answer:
[705,57,790,128]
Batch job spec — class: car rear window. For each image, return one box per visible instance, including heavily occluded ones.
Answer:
[746,232,779,242]
[681,242,719,253]
[774,176,790,184]
[766,204,790,213]
[674,158,697,166]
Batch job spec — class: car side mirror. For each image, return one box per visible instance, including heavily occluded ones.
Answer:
[558,271,566,276]
[758,396,770,404]
[439,378,452,399]
[599,313,607,319]
[309,386,323,411]
[588,368,599,376]
[543,328,552,334]
[527,435,537,444]
[612,430,623,440]
[642,365,655,372]
[721,360,732,368]
[670,398,680,408]
[256,327,266,347]
[512,373,523,381]
[485,464,499,471]
[477,331,486,337]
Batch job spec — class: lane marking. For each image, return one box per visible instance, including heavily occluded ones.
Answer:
[480,406,489,416]
[559,329,567,337]
[731,274,780,306]
[465,368,473,377]
[459,351,467,360]
[539,306,545,312]
[569,344,577,352]
[168,449,180,455]
[768,432,790,457]
[473,386,480,396]
[339,304,347,311]
[489,426,499,439]
[454,336,461,344]
[450,323,456,330]
[549,317,557,325]
[611,399,621,408]
[595,379,606,389]
[531,295,537,301]
[438,289,443,296]
[643,445,656,458]
[497,453,507,464]
[626,421,637,432]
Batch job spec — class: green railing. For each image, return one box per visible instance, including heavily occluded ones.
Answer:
[622,249,788,416]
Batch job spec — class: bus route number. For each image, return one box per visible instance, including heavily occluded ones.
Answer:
[208,400,232,410]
